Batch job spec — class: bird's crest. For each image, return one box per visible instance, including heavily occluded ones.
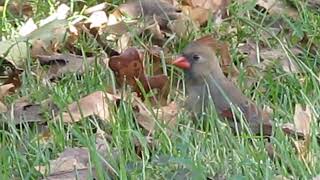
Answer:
[194,35,220,50]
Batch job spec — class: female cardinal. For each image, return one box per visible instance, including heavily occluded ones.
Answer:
[172,36,273,136]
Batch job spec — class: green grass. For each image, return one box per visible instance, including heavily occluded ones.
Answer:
[1,0,320,179]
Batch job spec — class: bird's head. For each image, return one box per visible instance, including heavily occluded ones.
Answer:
[172,36,222,80]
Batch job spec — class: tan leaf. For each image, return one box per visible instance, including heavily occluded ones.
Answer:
[31,39,53,58]
[118,0,180,28]
[282,104,313,136]
[60,91,118,123]
[239,0,298,19]
[183,0,230,11]
[168,16,196,37]
[238,41,302,73]
[256,0,298,19]
[293,104,312,136]
[39,4,70,26]
[181,6,210,26]
[37,53,96,80]
[87,11,108,29]
[19,18,37,36]
[7,1,33,17]
[313,174,320,180]
[134,99,178,134]
[282,104,314,163]
[36,132,119,178]
[0,101,7,113]
[84,2,108,14]
[0,83,14,100]
[0,19,68,69]
[4,97,58,124]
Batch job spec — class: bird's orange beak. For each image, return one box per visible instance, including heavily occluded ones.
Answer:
[172,56,191,69]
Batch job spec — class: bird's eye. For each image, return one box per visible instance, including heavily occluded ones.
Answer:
[193,54,200,61]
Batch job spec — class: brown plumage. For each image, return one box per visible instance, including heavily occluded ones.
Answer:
[172,36,274,136]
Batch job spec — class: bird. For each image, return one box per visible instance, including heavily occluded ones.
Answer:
[172,35,274,136]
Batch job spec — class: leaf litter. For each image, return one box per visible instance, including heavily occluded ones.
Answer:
[1,0,319,178]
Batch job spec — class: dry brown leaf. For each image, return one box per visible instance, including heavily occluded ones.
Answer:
[7,0,33,17]
[181,6,210,26]
[102,21,136,36]
[168,15,196,37]
[283,104,313,137]
[238,41,302,73]
[282,104,314,163]
[86,11,108,29]
[256,0,298,19]
[0,83,14,100]
[39,4,70,26]
[0,82,16,113]
[118,0,180,29]
[260,48,301,73]
[109,48,168,102]
[134,99,178,134]
[182,0,230,24]
[84,2,108,14]
[0,101,7,113]
[19,18,37,36]
[313,175,320,180]
[31,39,54,58]
[239,0,298,19]
[183,0,230,12]
[36,132,119,179]
[60,91,118,123]
[0,19,68,69]
[37,53,96,80]
[4,98,58,124]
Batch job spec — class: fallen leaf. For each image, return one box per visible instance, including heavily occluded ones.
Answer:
[282,104,314,164]
[42,168,97,180]
[19,18,37,36]
[118,0,180,29]
[0,83,14,100]
[282,104,313,137]
[87,11,108,29]
[168,15,196,37]
[109,48,168,101]
[0,101,7,113]
[183,0,229,11]
[3,98,59,124]
[84,2,108,14]
[0,19,68,69]
[59,91,118,123]
[181,6,210,26]
[0,83,14,113]
[37,53,96,80]
[239,0,298,19]
[3,69,22,93]
[134,99,178,134]
[313,174,320,180]
[31,39,54,58]
[238,41,302,73]
[145,16,165,45]
[182,0,230,24]
[7,0,33,17]
[102,21,136,36]
[256,0,298,19]
[27,19,69,48]
[39,4,70,26]
[37,133,119,179]
[260,47,301,73]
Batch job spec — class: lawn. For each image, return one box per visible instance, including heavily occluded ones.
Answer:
[0,0,319,179]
